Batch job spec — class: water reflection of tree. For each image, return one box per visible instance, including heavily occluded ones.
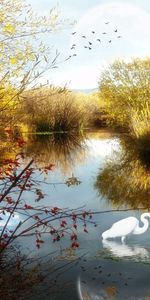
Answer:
[95,136,150,209]
[0,246,81,300]
[25,132,86,174]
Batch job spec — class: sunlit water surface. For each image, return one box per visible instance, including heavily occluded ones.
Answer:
[6,131,150,299]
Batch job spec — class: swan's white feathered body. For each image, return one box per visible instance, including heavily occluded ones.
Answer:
[102,213,150,242]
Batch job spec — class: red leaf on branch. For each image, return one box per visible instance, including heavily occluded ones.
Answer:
[71,233,77,240]
[6,196,14,204]
[51,207,59,214]
[60,220,67,227]
[25,170,32,177]
[25,184,32,188]
[3,234,8,239]
[72,213,77,221]
[71,242,79,249]
[24,204,33,209]
[50,229,56,235]
[36,239,44,243]
[0,242,6,249]
[82,211,87,219]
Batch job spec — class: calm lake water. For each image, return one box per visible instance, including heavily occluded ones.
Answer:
[6,130,150,299]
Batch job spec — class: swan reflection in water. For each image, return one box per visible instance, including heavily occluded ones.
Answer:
[102,239,149,259]
[77,277,105,300]
[77,276,118,300]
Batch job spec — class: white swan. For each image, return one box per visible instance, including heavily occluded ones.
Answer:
[102,213,150,243]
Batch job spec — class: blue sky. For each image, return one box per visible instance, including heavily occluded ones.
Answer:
[28,0,150,89]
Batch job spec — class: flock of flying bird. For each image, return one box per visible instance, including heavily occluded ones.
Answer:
[67,21,122,59]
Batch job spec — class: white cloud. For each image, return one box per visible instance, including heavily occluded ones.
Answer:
[49,65,103,89]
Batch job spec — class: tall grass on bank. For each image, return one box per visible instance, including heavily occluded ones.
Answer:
[130,103,150,167]
[0,83,103,135]
[130,103,150,138]
[23,87,90,132]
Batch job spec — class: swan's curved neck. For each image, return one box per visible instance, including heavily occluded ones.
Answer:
[134,213,150,235]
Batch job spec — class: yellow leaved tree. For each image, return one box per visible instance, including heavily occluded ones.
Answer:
[0,0,68,127]
[98,58,150,134]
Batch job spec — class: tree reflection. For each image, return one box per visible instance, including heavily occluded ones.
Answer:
[1,245,82,300]
[25,132,86,174]
[95,136,150,209]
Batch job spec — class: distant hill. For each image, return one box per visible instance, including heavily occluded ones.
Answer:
[72,88,98,94]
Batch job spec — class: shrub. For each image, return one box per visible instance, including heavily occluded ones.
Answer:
[23,87,87,132]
